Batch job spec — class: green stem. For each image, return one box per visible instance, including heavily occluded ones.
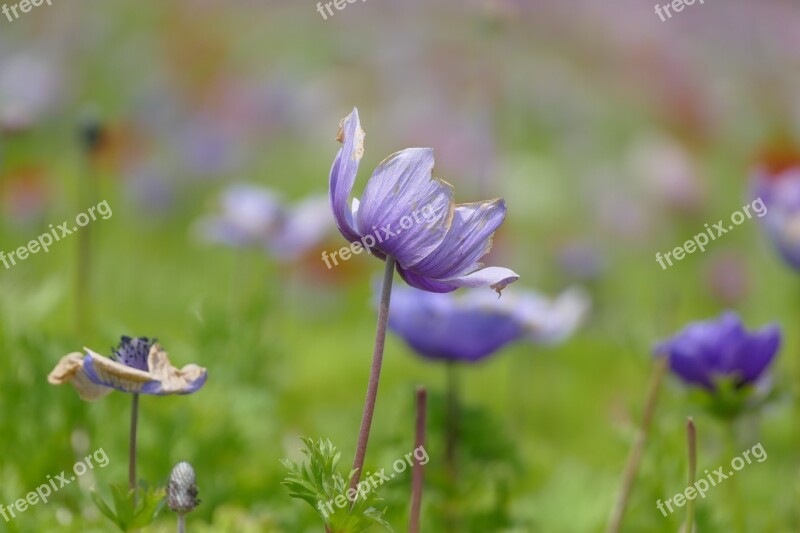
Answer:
[75,148,95,337]
[349,257,396,495]
[725,422,746,533]
[685,418,697,533]
[606,357,668,533]
[444,361,460,532]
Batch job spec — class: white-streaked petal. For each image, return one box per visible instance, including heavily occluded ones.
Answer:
[329,108,365,243]
[356,148,454,268]
[410,199,506,279]
[440,266,520,294]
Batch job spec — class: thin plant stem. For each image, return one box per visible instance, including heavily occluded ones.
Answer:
[444,361,460,532]
[606,356,668,533]
[349,257,396,495]
[177,514,186,533]
[409,386,427,533]
[75,139,96,337]
[129,393,140,491]
[685,417,697,533]
[725,422,746,533]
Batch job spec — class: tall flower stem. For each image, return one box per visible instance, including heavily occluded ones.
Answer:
[444,361,460,532]
[606,356,668,533]
[349,257,396,494]
[409,386,427,533]
[685,418,697,533]
[129,393,140,491]
[177,514,185,533]
[725,422,746,533]
[75,112,102,337]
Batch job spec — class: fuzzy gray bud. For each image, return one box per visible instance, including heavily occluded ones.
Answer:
[168,461,200,515]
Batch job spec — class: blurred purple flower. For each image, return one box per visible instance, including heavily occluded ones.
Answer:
[387,285,590,363]
[628,135,705,214]
[752,157,800,269]
[655,312,781,392]
[330,108,518,294]
[49,336,207,399]
[557,242,605,282]
[0,54,60,131]
[704,251,750,307]
[174,113,247,178]
[195,184,331,261]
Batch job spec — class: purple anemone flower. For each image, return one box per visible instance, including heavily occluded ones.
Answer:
[655,312,781,392]
[329,108,518,294]
[387,285,589,363]
[48,337,207,399]
[751,156,800,269]
[195,184,331,261]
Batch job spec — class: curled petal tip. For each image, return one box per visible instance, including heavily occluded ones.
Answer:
[492,275,518,296]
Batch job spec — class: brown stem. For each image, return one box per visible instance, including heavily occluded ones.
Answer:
[409,386,427,533]
[349,257,396,496]
[685,417,697,533]
[606,357,668,533]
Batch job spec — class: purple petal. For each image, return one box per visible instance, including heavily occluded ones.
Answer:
[397,264,458,293]
[410,199,506,279]
[356,148,455,267]
[388,287,522,362]
[659,344,715,390]
[439,266,520,293]
[329,108,365,243]
[141,371,208,396]
[734,325,781,384]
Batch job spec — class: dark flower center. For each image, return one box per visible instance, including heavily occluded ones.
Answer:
[111,336,155,372]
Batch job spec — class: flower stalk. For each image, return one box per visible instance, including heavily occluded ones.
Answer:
[349,256,396,494]
[75,112,102,336]
[686,417,697,533]
[606,356,667,533]
[129,393,139,491]
[409,386,427,533]
[444,361,460,531]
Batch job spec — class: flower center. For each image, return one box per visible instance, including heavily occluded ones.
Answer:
[111,336,154,371]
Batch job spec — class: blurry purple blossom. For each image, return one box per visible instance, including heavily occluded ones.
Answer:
[195,184,331,261]
[388,285,589,363]
[751,157,800,270]
[655,312,780,393]
[0,54,61,131]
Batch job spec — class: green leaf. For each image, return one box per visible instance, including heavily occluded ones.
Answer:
[282,437,391,532]
[90,483,166,532]
[89,488,118,524]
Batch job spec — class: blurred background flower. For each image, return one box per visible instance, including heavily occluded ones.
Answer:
[194,184,331,261]
[387,285,589,363]
[751,150,800,270]
[655,312,781,393]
